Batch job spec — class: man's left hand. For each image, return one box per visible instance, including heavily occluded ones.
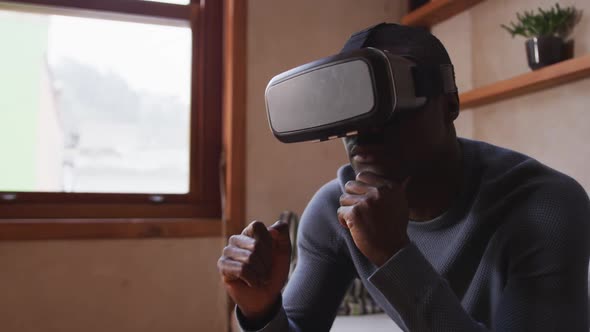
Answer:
[337,171,410,267]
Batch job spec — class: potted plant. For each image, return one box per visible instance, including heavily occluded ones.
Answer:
[501,3,582,70]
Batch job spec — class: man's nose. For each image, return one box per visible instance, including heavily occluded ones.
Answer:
[354,129,385,145]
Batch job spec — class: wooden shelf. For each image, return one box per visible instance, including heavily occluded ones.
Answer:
[401,0,485,27]
[401,2,590,110]
[459,54,590,109]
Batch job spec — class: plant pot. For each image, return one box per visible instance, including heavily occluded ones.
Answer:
[525,36,564,70]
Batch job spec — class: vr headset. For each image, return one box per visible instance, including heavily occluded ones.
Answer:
[265,39,457,143]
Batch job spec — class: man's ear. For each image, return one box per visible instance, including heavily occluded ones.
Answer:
[446,93,460,122]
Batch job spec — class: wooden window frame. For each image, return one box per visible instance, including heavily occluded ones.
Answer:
[221,0,247,327]
[0,0,224,238]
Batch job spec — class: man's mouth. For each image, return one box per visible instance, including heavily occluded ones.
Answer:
[353,153,378,163]
[350,145,386,163]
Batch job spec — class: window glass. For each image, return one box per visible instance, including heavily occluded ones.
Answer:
[0,10,192,194]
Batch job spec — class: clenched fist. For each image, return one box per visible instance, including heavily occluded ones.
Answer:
[218,219,291,322]
[337,171,410,267]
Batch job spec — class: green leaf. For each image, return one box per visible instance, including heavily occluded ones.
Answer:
[501,3,582,39]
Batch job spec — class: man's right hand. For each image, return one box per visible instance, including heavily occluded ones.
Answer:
[218,220,292,322]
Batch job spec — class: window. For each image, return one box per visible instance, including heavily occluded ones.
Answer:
[0,0,222,222]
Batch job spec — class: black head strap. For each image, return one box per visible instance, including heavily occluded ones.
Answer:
[340,23,387,53]
[412,64,457,97]
[342,23,458,98]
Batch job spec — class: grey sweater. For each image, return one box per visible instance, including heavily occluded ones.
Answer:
[238,138,590,331]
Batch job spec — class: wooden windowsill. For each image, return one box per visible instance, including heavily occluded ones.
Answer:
[460,54,590,109]
[401,0,485,27]
[0,218,221,240]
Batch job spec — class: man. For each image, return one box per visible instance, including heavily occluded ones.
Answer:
[217,23,590,331]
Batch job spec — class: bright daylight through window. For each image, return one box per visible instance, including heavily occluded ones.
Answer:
[0,9,192,194]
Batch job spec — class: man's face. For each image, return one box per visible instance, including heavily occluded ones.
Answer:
[343,95,453,183]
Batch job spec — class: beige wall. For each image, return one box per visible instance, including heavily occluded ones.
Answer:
[0,237,226,332]
[433,0,590,192]
[246,0,406,224]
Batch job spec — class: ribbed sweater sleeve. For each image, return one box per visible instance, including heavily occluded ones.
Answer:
[369,243,488,331]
